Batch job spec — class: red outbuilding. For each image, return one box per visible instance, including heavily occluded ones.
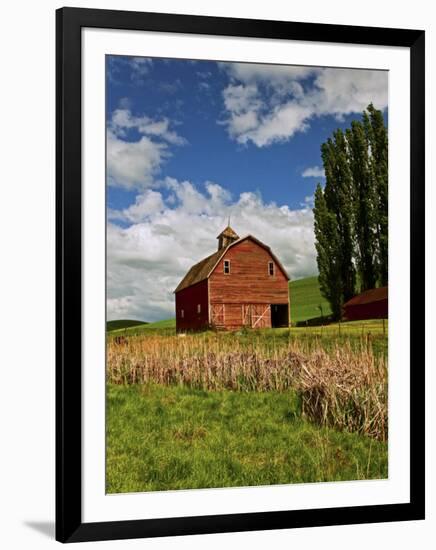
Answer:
[342,286,388,321]
[174,226,290,331]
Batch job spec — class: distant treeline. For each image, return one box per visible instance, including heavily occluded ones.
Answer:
[313,104,388,320]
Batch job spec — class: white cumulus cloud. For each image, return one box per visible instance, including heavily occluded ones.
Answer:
[220,63,388,147]
[302,166,325,178]
[107,130,169,191]
[107,108,186,190]
[220,62,318,87]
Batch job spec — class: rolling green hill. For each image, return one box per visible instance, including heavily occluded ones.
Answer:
[106,319,148,331]
[108,318,176,335]
[289,276,332,325]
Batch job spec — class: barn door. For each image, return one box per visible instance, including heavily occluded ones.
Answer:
[210,304,225,326]
[252,304,271,328]
[242,304,252,327]
[242,304,271,328]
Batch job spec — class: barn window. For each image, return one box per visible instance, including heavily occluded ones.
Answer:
[197,304,201,314]
[181,309,184,318]
[224,260,230,274]
[268,261,275,276]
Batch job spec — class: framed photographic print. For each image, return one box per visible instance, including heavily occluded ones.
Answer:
[56,7,425,543]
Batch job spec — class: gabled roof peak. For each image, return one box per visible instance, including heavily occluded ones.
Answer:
[174,233,290,293]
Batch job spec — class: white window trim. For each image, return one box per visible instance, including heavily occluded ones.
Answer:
[224,260,231,274]
[268,261,275,276]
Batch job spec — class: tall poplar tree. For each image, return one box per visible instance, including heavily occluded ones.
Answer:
[346,119,377,291]
[313,184,343,320]
[321,129,356,304]
[365,104,388,286]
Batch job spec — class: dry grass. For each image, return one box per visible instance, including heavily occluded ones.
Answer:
[295,347,387,441]
[107,333,387,441]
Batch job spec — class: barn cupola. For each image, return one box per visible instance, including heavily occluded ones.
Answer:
[217,225,239,250]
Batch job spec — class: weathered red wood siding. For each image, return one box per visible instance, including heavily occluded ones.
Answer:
[209,238,289,329]
[175,280,209,332]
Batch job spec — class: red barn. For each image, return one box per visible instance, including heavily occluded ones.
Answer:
[342,286,388,321]
[174,226,290,331]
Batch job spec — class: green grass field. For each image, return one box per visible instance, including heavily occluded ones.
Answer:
[107,384,387,493]
[289,276,332,324]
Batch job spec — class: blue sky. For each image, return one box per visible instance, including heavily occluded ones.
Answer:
[106,56,388,321]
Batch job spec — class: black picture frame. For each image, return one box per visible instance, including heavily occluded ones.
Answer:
[56,7,425,543]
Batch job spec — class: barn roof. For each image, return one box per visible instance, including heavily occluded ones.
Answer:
[343,286,388,307]
[174,235,289,293]
[174,249,224,293]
